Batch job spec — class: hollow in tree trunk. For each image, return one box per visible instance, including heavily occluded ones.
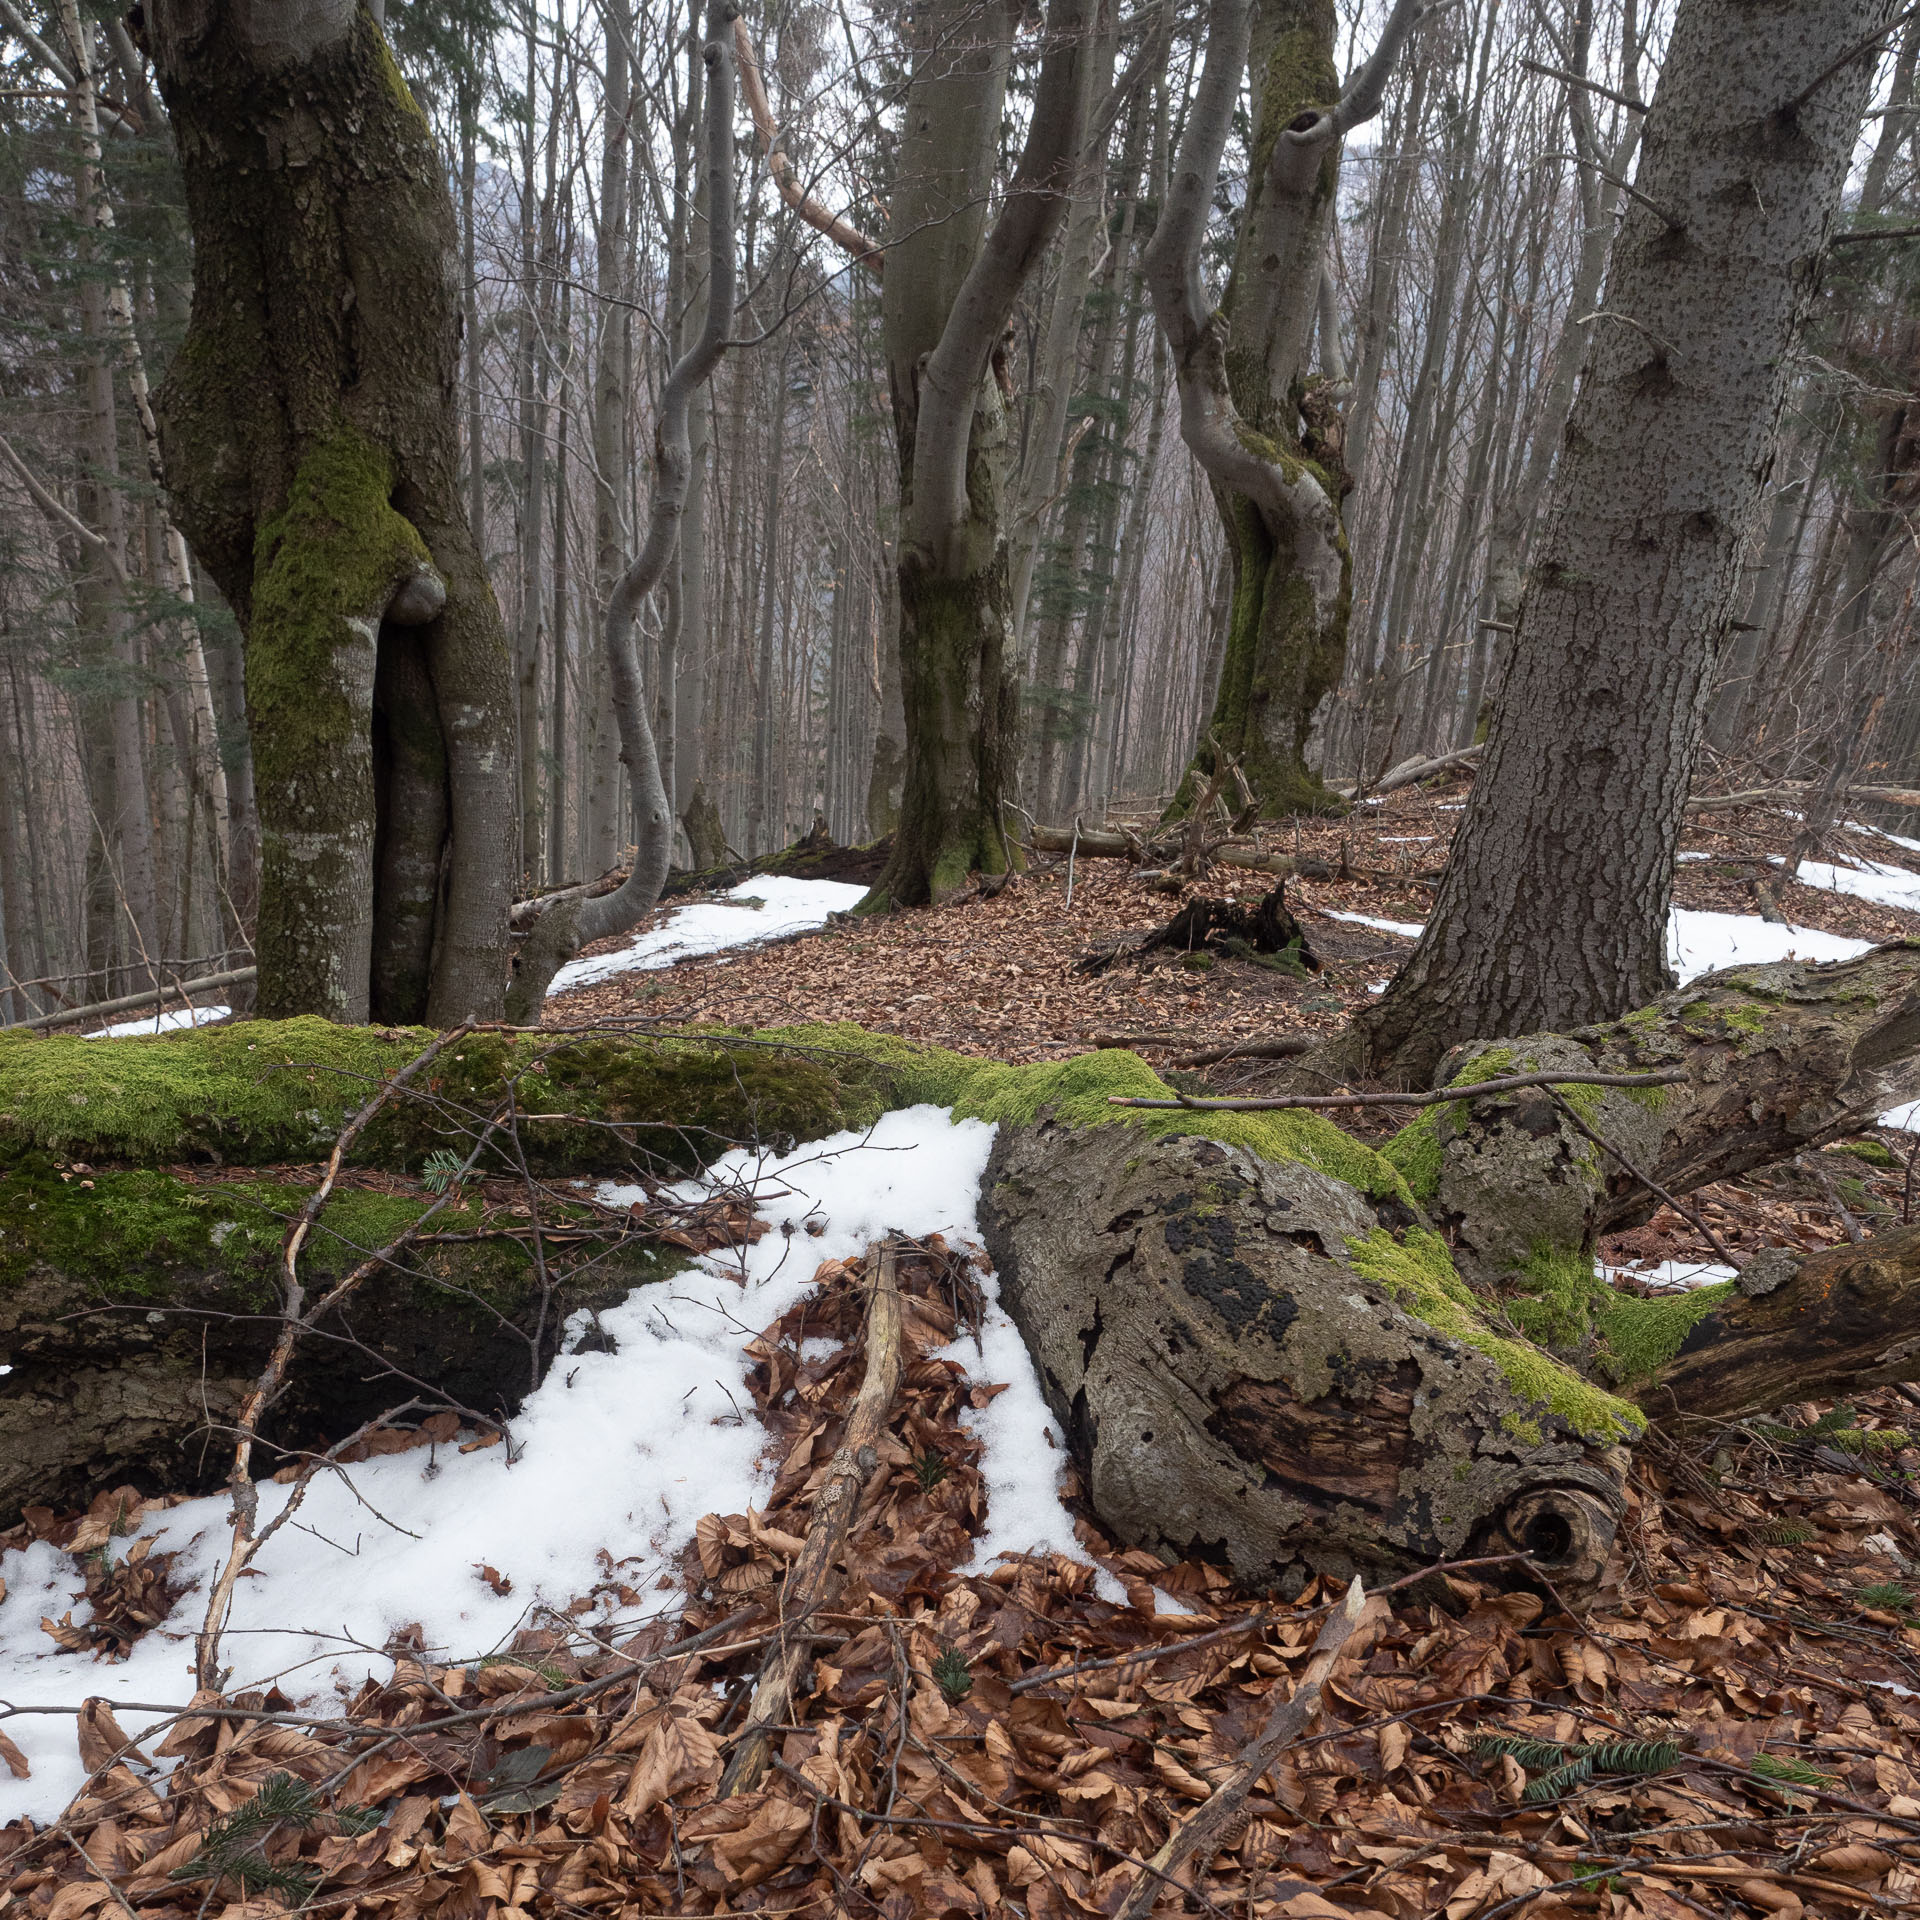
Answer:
[146,0,517,1024]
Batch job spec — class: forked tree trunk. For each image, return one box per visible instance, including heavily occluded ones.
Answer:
[1359,0,1896,1080]
[865,0,1093,907]
[1149,0,1427,824]
[147,0,516,1025]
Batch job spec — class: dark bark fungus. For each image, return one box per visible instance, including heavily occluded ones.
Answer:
[979,1121,1631,1603]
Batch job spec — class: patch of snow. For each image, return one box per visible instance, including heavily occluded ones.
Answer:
[1368,981,1388,994]
[1850,820,1920,855]
[80,1004,230,1040]
[1603,1260,1737,1292]
[1380,835,1433,843]
[1666,908,1873,985]
[549,877,869,993]
[0,1103,1120,1823]
[1880,1099,1920,1133]
[1793,854,1920,915]
[1322,908,1426,939]
[1676,851,1711,863]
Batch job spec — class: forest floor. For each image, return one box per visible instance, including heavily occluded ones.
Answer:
[11,788,1920,1917]
[545,775,1920,1289]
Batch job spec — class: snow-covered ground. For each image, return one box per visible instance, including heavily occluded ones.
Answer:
[1601,1260,1737,1292]
[548,876,868,993]
[1792,852,1920,915]
[81,1003,230,1040]
[0,1105,1120,1823]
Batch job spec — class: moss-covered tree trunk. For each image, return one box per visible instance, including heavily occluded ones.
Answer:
[147,0,517,1024]
[864,0,1091,908]
[1155,0,1378,823]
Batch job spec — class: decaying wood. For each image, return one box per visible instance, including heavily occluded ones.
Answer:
[1027,821,1320,881]
[1408,942,1920,1303]
[16,966,255,1033]
[1113,1576,1371,1920]
[979,1122,1631,1599]
[1078,885,1321,976]
[719,1241,905,1797]
[1631,1226,1920,1419]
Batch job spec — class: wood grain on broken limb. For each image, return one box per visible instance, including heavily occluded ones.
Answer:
[1113,1577,1371,1920]
[719,1241,905,1797]
[1636,1224,1920,1420]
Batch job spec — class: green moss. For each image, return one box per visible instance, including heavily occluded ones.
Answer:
[1835,1138,1898,1169]
[1593,1283,1735,1387]
[1343,1226,1643,1443]
[766,1024,1415,1204]
[1501,1411,1543,1447]
[1381,1045,1519,1203]
[1510,1241,1605,1351]
[249,429,430,795]
[0,1019,872,1176]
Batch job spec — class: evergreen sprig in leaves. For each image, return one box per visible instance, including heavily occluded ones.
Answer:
[1471,1730,1681,1803]
[170,1771,380,1896]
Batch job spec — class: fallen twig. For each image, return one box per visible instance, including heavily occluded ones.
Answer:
[719,1241,906,1796]
[1108,1068,1687,1112]
[1113,1575,1370,1920]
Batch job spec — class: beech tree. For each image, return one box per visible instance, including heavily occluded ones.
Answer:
[1359,0,1898,1079]
[865,0,1095,905]
[1145,0,1429,821]
[142,0,520,1024]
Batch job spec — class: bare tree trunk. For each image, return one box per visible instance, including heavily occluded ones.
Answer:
[148,0,517,1024]
[507,0,737,1019]
[1360,0,1894,1080]
[865,0,1095,906]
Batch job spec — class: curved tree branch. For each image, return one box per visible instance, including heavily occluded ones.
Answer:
[903,0,1096,567]
[1140,0,1340,544]
[733,13,884,276]
[508,0,738,1021]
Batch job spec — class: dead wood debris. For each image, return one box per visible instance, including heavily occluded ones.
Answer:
[9,1241,1920,1916]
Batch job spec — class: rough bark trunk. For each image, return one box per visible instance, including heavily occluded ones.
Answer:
[1358,0,1894,1080]
[148,0,517,1025]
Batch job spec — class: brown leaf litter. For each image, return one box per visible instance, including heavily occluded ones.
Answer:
[8,1241,1920,1916]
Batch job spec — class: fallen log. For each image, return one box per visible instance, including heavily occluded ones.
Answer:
[1370,941,1920,1365]
[978,1117,1636,1602]
[1026,821,1323,881]
[1625,1227,1920,1419]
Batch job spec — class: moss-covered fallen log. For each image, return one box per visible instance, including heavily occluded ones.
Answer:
[6,981,1919,1585]
[1374,941,1920,1373]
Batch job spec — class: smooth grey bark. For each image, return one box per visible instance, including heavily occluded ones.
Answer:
[507,0,736,1020]
[1361,0,1897,1080]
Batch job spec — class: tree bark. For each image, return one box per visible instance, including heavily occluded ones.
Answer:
[865,0,1095,908]
[1359,0,1895,1080]
[1148,0,1428,823]
[147,0,517,1024]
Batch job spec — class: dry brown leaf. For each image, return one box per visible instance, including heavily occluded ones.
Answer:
[1731,1878,1803,1918]
[619,1709,721,1819]
[699,1791,812,1886]
[75,1698,146,1775]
